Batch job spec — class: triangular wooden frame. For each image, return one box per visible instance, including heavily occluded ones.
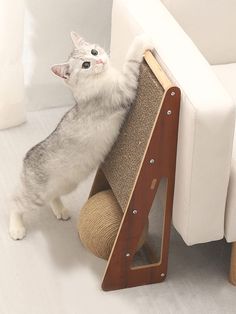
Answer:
[89,51,181,291]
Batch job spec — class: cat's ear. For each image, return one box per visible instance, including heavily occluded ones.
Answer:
[51,63,70,79]
[71,31,85,48]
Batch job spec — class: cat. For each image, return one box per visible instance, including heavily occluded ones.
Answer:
[9,31,153,240]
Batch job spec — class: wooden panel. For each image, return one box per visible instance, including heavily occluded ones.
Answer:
[229,242,236,285]
[102,86,180,290]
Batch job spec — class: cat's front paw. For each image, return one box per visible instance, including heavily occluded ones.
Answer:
[136,34,155,53]
[128,34,155,62]
[9,225,26,240]
[56,208,71,221]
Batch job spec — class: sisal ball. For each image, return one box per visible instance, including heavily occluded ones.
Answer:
[78,190,148,260]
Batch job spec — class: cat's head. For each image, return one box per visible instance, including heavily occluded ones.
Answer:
[51,31,109,87]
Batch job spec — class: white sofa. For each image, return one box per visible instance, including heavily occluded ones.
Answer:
[110,0,236,253]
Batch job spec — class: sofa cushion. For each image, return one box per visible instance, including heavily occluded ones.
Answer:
[212,64,236,104]
[212,63,236,242]
[161,0,236,65]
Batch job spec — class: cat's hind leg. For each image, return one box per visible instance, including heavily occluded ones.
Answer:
[50,197,70,221]
[9,196,27,240]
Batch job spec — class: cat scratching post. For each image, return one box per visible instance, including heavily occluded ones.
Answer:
[89,51,181,291]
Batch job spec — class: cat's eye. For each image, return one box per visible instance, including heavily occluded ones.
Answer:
[82,61,91,69]
[91,49,98,56]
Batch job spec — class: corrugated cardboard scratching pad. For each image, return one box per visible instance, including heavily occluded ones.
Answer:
[78,190,148,260]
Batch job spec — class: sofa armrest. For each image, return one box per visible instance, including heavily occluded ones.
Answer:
[111,0,236,245]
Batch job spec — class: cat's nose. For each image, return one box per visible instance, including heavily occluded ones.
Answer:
[96,59,104,64]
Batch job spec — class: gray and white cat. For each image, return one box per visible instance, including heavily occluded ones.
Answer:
[9,31,153,240]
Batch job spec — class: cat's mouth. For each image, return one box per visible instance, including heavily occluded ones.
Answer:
[96,59,104,65]
[95,61,107,73]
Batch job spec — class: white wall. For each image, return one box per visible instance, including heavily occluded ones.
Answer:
[23,0,113,111]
